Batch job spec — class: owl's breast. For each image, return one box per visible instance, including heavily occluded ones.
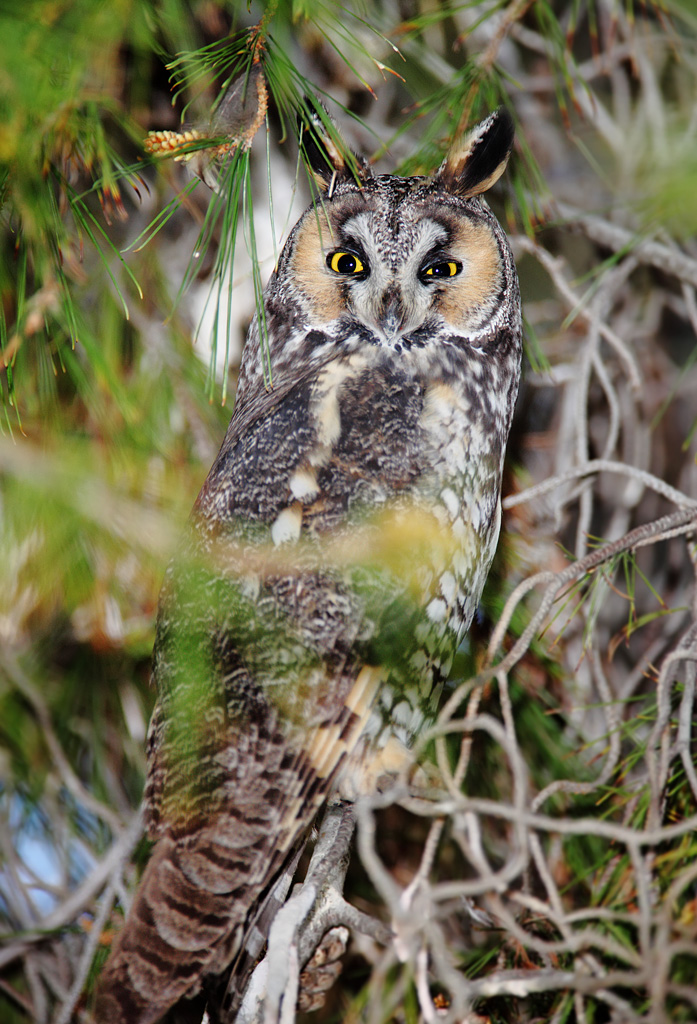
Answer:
[295,351,506,745]
[416,371,507,629]
[298,353,429,532]
[155,346,507,829]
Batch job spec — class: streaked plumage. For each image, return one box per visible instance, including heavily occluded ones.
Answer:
[95,106,522,1024]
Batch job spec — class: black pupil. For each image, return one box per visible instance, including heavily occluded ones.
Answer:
[430,262,452,277]
[336,253,357,274]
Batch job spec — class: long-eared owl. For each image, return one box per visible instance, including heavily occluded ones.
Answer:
[95,105,522,1023]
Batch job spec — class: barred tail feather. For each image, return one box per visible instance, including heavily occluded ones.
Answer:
[95,836,246,1023]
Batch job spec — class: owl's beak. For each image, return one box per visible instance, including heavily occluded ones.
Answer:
[377,285,405,338]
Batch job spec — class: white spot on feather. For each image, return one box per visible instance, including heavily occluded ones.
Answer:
[439,570,457,605]
[452,517,468,542]
[426,598,447,622]
[310,354,369,454]
[440,487,460,520]
[316,391,342,448]
[453,549,470,579]
[271,505,302,546]
[289,466,319,502]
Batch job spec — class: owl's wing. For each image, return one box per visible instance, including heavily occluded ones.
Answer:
[95,356,428,1024]
[96,663,382,1024]
[203,342,339,475]
[96,578,386,1022]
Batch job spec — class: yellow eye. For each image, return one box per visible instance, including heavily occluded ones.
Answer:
[423,261,461,279]
[328,251,366,275]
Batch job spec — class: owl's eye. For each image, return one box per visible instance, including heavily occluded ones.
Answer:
[327,251,366,276]
[421,260,462,280]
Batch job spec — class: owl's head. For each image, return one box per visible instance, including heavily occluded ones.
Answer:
[278,107,518,350]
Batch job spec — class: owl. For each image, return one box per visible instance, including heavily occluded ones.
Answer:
[95,105,521,1024]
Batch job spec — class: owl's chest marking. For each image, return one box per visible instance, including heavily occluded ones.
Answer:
[418,375,506,632]
[308,352,370,465]
[270,351,424,542]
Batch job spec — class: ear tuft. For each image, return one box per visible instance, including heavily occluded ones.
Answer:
[436,107,515,199]
[298,100,371,197]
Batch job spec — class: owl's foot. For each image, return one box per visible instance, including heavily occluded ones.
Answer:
[297,926,348,1012]
[233,801,391,1023]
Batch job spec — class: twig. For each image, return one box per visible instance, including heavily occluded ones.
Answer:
[1,655,124,833]
[504,459,697,513]
[489,507,697,673]
[0,812,143,969]
[52,880,118,1024]
[399,795,697,851]
[513,235,643,392]
[554,202,697,289]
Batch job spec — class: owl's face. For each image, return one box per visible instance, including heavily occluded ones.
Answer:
[234,107,519,413]
[288,178,507,345]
